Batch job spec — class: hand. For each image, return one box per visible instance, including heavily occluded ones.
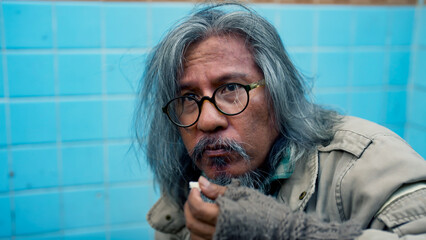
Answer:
[184,176,227,240]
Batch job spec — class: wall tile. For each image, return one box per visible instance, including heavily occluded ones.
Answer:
[318,8,352,46]
[14,192,60,235]
[56,3,101,48]
[352,51,385,86]
[10,102,57,144]
[315,92,349,114]
[108,143,151,183]
[418,8,426,47]
[58,54,102,95]
[63,189,105,228]
[106,99,134,139]
[354,8,387,46]
[414,50,426,88]
[15,236,61,240]
[64,231,106,240]
[0,104,6,146]
[0,57,4,98]
[12,147,58,190]
[110,226,153,240]
[3,2,53,48]
[316,52,350,87]
[0,196,11,237]
[278,8,314,47]
[406,126,426,159]
[407,88,426,128]
[389,50,410,86]
[386,90,406,125]
[105,54,144,94]
[288,52,313,77]
[150,3,192,45]
[384,124,404,138]
[389,8,414,46]
[0,150,8,193]
[7,54,55,97]
[109,185,152,224]
[60,100,103,142]
[153,187,161,203]
[350,90,385,124]
[62,145,104,186]
[63,232,106,240]
[104,3,148,48]
[252,5,278,26]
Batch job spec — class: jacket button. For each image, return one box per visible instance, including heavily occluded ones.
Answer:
[165,215,171,221]
[299,191,307,200]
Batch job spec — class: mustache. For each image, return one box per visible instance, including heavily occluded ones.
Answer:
[189,137,250,163]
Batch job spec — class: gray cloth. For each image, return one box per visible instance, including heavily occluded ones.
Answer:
[215,182,362,240]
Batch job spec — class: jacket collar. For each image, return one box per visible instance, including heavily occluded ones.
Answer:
[318,129,372,158]
[277,117,374,212]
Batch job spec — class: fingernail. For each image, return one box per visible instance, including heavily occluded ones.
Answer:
[199,176,210,189]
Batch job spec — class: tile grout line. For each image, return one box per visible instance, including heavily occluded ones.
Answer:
[51,2,65,238]
[0,179,154,198]
[0,48,151,55]
[382,8,392,124]
[0,1,16,238]
[404,3,421,139]
[0,45,413,55]
[0,94,136,104]
[312,8,319,99]
[0,138,134,150]
[100,3,111,239]
[347,9,356,116]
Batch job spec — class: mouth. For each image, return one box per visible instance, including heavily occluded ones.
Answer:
[201,147,239,177]
[203,144,230,158]
[190,137,250,178]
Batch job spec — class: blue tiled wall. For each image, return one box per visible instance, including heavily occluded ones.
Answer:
[0,1,425,239]
[406,7,426,158]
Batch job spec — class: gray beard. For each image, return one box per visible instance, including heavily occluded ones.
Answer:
[204,159,273,193]
[190,136,278,202]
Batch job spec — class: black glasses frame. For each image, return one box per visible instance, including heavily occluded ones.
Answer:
[162,79,265,128]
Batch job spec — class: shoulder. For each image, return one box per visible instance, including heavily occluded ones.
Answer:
[320,116,425,185]
[316,116,426,224]
[319,116,408,158]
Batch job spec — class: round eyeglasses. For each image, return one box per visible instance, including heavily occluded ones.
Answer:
[162,79,265,128]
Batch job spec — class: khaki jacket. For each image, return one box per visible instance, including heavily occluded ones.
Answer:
[147,116,426,239]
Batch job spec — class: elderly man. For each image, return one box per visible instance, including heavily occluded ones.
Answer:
[135,3,426,240]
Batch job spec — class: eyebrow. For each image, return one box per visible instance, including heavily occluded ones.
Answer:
[179,72,248,91]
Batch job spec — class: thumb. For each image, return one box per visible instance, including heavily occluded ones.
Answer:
[199,176,227,200]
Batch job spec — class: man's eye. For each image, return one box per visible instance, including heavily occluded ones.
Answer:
[222,84,239,92]
[182,93,198,100]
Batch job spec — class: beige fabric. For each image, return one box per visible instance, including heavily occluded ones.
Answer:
[147,116,426,239]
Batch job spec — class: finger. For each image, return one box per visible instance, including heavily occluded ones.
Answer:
[190,234,209,240]
[184,201,216,239]
[198,176,227,200]
[187,188,220,224]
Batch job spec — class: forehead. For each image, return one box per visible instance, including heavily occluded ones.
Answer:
[184,35,253,63]
[180,35,259,86]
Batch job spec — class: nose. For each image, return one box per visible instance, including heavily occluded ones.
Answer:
[196,100,228,132]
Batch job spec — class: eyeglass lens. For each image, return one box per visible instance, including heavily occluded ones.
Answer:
[166,83,249,127]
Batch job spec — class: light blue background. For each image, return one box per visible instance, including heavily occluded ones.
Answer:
[0,1,426,239]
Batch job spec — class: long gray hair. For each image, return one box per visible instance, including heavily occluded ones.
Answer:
[135,2,340,207]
